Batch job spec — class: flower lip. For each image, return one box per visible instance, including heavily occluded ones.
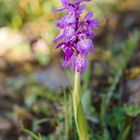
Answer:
[75,55,88,72]
[77,39,94,55]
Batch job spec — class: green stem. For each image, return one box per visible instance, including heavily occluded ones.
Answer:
[64,89,69,140]
[73,70,89,140]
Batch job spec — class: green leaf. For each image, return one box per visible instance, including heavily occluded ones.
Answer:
[81,90,92,116]
[22,128,42,140]
[73,93,89,140]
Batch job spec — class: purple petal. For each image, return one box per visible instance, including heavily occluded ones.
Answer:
[87,32,96,38]
[52,7,65,12]
[65,26,75,41]
[89,19,99,28]
[56,23,64,28]
[63,47,74,61]
[75,55,88,72]
[61,12,76,24]
[54,29,65,43]
[61,0,69,7]
[85,12,93,21]
[77,39,93,55]
[77,4,86,14]
[55,42,66,48]
[69,54,77,68]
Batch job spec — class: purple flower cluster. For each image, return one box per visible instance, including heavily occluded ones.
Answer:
[53,0,98,72]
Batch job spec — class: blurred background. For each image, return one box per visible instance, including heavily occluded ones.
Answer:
[0,0,140,140]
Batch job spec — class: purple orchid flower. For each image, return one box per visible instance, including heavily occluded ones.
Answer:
[53,0,98,72]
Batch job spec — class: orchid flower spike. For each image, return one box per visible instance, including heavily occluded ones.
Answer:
[53,0,98,72]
